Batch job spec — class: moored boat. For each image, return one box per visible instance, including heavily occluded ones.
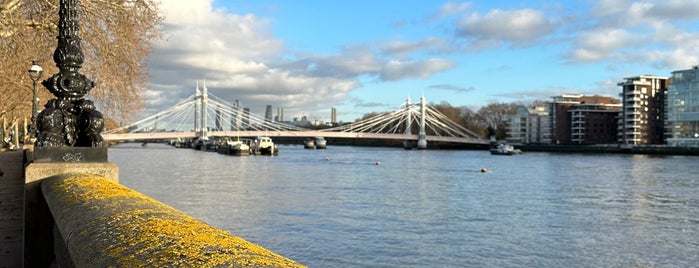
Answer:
[303,138,315,149]
[490,143,521,155]
[252,136,278,155]
[229,140,251,156]
[314,137,327,149]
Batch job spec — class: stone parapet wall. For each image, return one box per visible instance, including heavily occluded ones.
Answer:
[42,174,304,267]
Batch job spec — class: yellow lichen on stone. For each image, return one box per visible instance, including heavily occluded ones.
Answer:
[43,174,305,267]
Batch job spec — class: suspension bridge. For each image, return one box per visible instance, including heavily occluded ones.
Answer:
[102,82,488,149]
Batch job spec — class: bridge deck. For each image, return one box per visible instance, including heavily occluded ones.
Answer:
[102,131,489,145]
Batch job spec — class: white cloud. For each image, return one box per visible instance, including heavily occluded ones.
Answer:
[150,0,345,116]
[645,49,699,68]
[565,0,699,68]
[381,59,455,81]
[428,84,475,93]
[146,1,457,120]
[634,0,699,21]
[427,1,472,22]
[159,0,214,25]
[592,0,629,17]
[456,9,557,49]
[381,38,448,57]
[568,28,636,62]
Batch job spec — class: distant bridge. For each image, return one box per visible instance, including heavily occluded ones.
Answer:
[102,131,486,145]
[103,82,488,148]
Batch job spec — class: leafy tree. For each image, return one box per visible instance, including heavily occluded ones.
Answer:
[0,0,163,134]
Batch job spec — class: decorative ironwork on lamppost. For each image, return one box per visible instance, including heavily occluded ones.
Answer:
[28,61,43,138]
[36,0,105,147]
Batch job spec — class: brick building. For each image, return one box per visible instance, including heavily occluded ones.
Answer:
[570,103,622,144]
[550,94,621,144]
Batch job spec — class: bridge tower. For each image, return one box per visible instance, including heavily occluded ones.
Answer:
[417,96,427,149]
[403,97,414,149]
[194,83,201,134]
[200,81,209,141]
[235,100,243,131]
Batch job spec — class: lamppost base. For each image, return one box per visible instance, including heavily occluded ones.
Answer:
[28,147,108,163]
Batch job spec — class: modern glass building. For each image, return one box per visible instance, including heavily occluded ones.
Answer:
[667,67,699,147]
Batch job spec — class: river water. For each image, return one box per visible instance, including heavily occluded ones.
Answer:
[109,143,698,267]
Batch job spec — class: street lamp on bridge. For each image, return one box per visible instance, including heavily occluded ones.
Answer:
[28,61,43,138]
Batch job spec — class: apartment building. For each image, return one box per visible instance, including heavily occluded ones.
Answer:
[507,105,551,144]
[570,102,622,144]
[617,75,668,145]
[550,95,621,144]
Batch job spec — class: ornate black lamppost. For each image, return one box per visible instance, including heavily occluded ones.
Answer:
[35,0,105,148]
[28,61,43,138]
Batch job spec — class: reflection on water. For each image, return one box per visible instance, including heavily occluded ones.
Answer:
[110,143,699,267]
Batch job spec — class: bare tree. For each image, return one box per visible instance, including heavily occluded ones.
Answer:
[457,106,486,137]
[431,101,485,136]
[477,102,518,140]
[0,0,163,134]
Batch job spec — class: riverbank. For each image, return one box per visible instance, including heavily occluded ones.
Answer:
[518,144,699,156]
[115,138,699,156]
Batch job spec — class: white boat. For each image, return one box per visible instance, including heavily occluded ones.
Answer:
[314,137,327,149]
[490,143,521,155]
[252,136,278,155]
[228,140,250,156]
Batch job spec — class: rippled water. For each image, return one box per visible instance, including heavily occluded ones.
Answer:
[110,143,699,267]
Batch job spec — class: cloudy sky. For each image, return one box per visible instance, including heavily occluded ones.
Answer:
[145,0,699,122]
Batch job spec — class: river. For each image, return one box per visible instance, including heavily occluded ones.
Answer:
[109,143,698,267]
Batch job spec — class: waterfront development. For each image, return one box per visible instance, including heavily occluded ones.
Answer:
[111,143,698,267]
